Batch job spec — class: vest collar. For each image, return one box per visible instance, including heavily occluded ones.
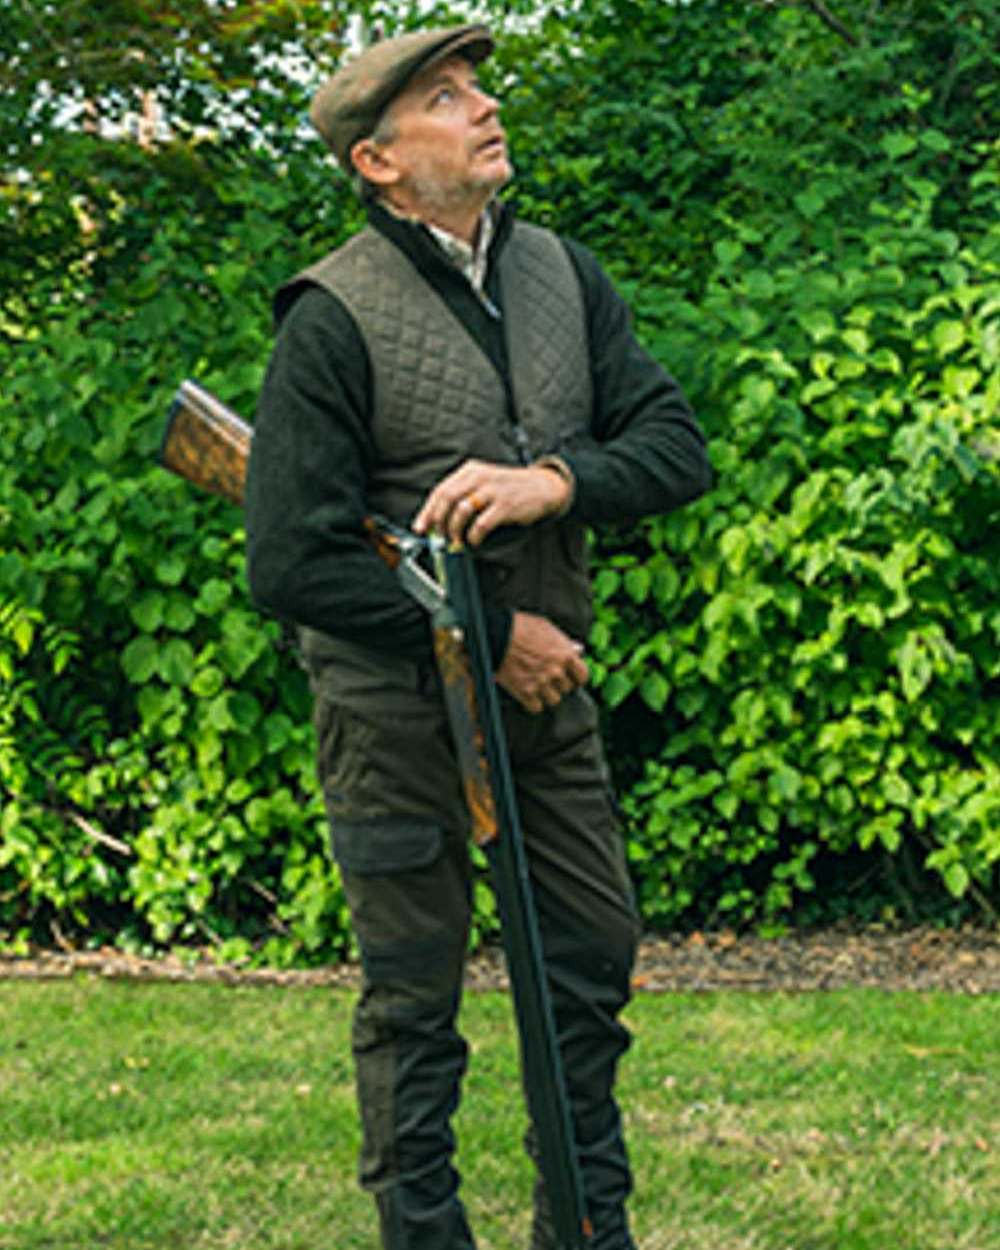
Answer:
[368,198,515,292]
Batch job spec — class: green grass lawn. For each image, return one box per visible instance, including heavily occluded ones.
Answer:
[1,979,997,1250]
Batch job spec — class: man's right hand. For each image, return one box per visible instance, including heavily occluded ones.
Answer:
[496,611,588,714]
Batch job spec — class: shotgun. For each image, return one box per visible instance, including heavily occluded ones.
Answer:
[159,379,593,1248]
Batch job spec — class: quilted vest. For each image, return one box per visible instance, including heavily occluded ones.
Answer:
[291,221,595,704]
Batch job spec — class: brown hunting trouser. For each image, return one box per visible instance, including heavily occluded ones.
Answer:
[314,677,641,1250]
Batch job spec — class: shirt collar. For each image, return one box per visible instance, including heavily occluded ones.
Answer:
[377,197,497,297]
[424,210,495,296]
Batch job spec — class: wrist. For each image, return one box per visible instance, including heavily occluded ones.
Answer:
[533,455,576,517]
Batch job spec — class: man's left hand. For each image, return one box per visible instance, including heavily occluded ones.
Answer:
[412,459,571,546]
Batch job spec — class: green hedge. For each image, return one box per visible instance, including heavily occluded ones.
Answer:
[596,212,1000,929]
[2,0,998,961]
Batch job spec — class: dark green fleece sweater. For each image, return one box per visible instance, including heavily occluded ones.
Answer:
[245,200,711,667]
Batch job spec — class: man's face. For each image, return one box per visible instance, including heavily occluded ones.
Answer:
[375,54,512,220]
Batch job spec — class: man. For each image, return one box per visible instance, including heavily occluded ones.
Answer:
[245,23,711,1250]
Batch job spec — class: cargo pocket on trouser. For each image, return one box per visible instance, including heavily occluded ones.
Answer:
[313,695,472,960]
[313,693,468,835]
[331,819,444,878]
[331,812,472,987]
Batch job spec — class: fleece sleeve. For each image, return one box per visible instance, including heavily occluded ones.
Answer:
[559,240,712,524]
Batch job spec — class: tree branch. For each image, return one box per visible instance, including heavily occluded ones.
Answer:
[69,812,132,857]
[801,0,860,47]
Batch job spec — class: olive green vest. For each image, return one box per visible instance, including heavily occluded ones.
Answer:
[292,222,594,705]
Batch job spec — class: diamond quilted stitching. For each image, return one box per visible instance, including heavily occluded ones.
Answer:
[301,223,590,482]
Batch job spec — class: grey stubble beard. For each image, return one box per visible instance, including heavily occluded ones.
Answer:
[408,157,513,223]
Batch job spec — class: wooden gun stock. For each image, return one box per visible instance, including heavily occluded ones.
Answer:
[159,380,251,507]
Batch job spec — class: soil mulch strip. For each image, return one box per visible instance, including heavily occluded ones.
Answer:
[2,926,998,994]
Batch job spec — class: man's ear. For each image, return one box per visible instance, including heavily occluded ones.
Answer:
[350,138,398,188]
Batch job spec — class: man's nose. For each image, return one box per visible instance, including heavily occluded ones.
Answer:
[469,85,499,120]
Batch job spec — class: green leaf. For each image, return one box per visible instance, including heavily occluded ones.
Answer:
[932,320,966,355]
[159,638,196,685]
[882,774,912,807]
[744,270,775,301]
[703,592,735,632]
[121,635,159,684]
[942,366,980,398]
[230,691,262,730]
[713,790,739,820]
[869,348,901,373]
[769,764,801,802]
[13,615,34,654]
[919,128,951,153]
[154,555,187,586]
[207,694,234,731]
[263,713,294,753]
[624,566,651,604]
[943,862,969,898]
[881,132,918,160]
[227,734,263,774]
[713,239,743,268]
[798,309,836,342]
[640,672,670,712]
[740,376,776,416]
[195,579,232,615]
[793,187,825,219]
[719,526,749,575]
[652,561,680,605]
[130,592,165,633]
[897,632,933,703]
[137,684,174,727]
[164,596,196,632]
[603,670,633,709]
[191,665,225,698]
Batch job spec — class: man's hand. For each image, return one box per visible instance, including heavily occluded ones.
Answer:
[413,459,571,546]
[496,611,588,715]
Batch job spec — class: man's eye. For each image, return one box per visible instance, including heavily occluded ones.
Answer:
[432,87,455,105]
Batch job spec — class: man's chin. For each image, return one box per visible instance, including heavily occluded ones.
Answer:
[478,158,513,193]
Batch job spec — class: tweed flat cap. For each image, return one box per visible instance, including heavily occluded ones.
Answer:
[310,25,495,170]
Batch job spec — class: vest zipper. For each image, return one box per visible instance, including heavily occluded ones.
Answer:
[511,419,532,466]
